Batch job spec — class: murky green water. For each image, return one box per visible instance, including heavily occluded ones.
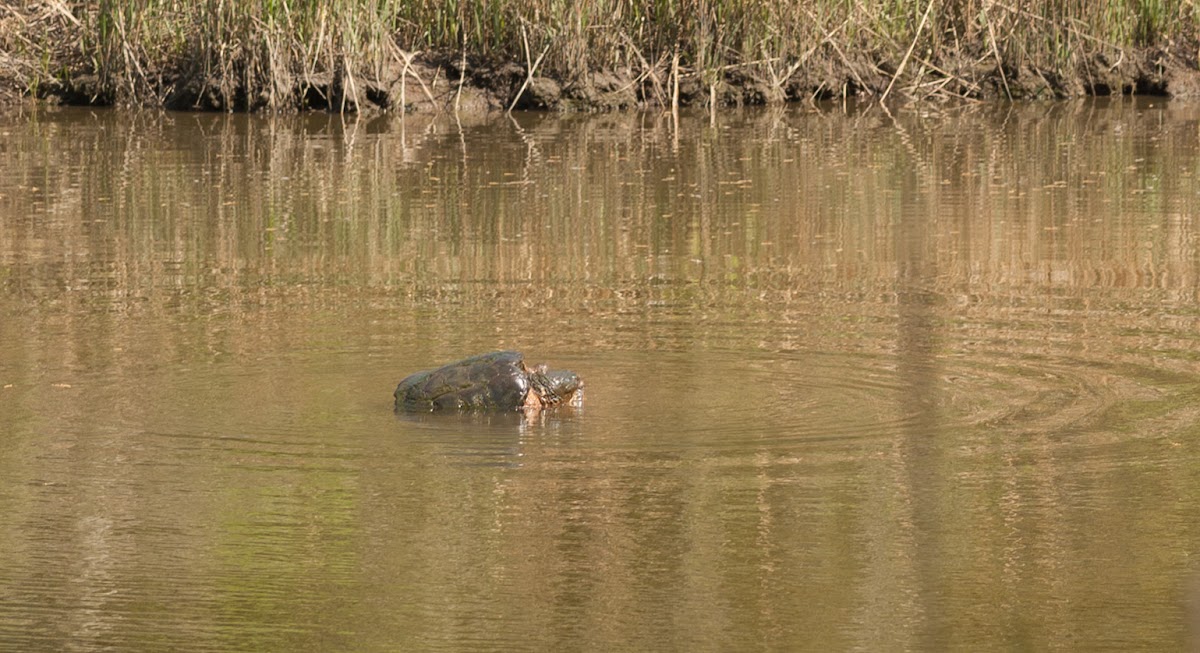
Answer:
[2,100,1200,651]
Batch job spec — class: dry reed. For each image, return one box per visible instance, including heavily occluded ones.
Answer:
[0,0,1196,110]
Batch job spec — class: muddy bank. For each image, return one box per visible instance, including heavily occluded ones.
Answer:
[9,47,1198,114]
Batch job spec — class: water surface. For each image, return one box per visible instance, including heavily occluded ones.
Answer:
[2,101,1200,650]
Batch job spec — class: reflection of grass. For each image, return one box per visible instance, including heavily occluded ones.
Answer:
[3,102,1200,311]
[4,1,1198,107]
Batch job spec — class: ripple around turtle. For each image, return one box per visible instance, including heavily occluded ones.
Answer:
[527,343,1200,463]
[89,340,1200,471]
[519,349,924,453]
[387,348,1073,456]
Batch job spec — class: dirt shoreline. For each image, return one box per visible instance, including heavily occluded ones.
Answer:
[5,46,1200,113]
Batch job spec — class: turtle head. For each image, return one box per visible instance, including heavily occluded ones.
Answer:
[528,365,583,407]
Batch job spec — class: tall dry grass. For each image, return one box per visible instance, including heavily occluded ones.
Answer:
[2,0,1197,109]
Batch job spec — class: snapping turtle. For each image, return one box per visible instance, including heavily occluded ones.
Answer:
[394,351,583,412]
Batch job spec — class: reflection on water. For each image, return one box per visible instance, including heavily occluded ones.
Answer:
[2,100,1200,650]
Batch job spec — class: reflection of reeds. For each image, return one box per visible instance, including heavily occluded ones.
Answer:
[2,1,1198,108]
[4,102,1200,316]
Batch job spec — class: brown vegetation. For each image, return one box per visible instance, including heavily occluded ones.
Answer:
[1,1,1199,112]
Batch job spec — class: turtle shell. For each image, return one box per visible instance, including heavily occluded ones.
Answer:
[394,351,533,412]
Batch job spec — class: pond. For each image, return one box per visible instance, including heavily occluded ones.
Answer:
[2,100,1200,650]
